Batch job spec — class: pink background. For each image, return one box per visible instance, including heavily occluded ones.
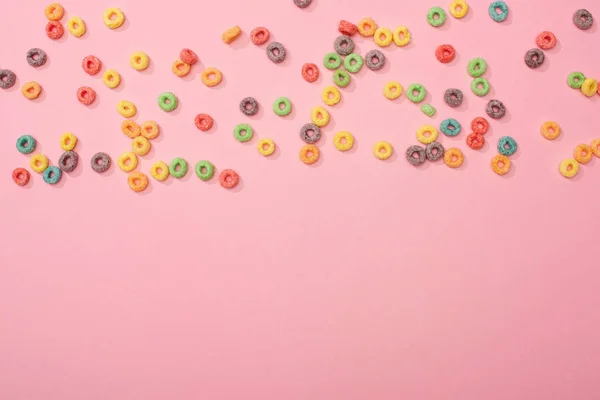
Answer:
[2,0,600,398]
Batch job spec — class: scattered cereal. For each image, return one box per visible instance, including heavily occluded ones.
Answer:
[16,135,36,154]
[581,78,598,97]
[426,142,445,161]
[44,3,64,21]
[444,88,463,107]
[559,158,579,178]
[172,60,191,77]
[574,144,593,164]
[234,123,253,142]
[524,48,545,69]
[435,44,456,63]
[407,83,426,103]
[568,72,585,89]
[103,69,121,88]
[130,52,149,71]
[26,48,47,68]
[77,86,96,105]
[486,99,506,119]
[121,120,141,138]
[440,118,461,136]
[219,169,240,188]
[82,55,102,75]
[333,131,354,151]
[357,17,377,36]
[0,69,16,89]
[180,48,198,65]
[339,20,358,36]
[498,136,518,156]
[222,26,242,44]
[201,68,223,87]
[195,161,215,181]
[150,161,169,181]
[117,100,137,117]
[421,104,437,117]
[489,1,509,22]
[43,166,62,185]
[416,125,438,144]
[444,148,464,168]
[30,154,49,173]
[22,82,42,99]
[427,7,447,27]
[302,63,320,82]
[195,114,214,131]
[12,168,30,187]
[334,35,355,55]
[103,8,125,29]
[392,26,411,46]
[60,133,77,151]
[299,144,320,164]
[128,172,148,192]
[344,53,363,73]
[374,28,393,47]
[169,158,188,179]
[67,16,86,37]
[132,136,151,156]
[406,145,426,166]
[267,42,286,63]
[46,21,64,40]
[157,92,177,112]
[250,27,270,45]
[466,133,485,149]
[90,152,111,173]
[491,154,511,175]
[240,97,259,116]
[118,152,138,172]
[471,77,490,96]
[471,117,489,134]
[257,138,276,156]
[294,0,312,9]
[311,106,330,127]
[322,86,341,106]
[333,69,351,87]
[300,123,321,144]
[467,58,487,77]
[450,0,469,18]
[573,9,593,30]
[58,151,78,172]
[384,81,403,100]
[324,52,342,70]
[373,141,393,160]
[536,31,557,50]
[365,49,385,70]
[540,121,560,140]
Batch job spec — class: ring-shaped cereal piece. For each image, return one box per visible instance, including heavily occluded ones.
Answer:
[468,58,487,77]
[568,72,585,89]
[374,28,393,47]
[471,117,489,134]
[486,99,506,120]
[128,172,148,192]
[91,152,111,173]
[450,0,469,18]
[195,161,215,181]
[467,133,485,150]
[489,1,509,22]
[201,68,223,87]
[257,138,276,156]
[407,83,426,103]
[334,35,355,56]
[16,135,36,154]
[219,169,239,188]
[300,123,321,144]
[427,7,447,27]
[302,63,319,82]
[172,60,191,77]
[273,97,292,116]
[222,25,242,44]
[266,42,286,63]
[250,27,270,45]
[117,100,137,118]
[22,82,42,99]
[491,154,511,175]
[195,114,214,131]
[60,133,77,151]
[180,49,198,65]
[444,148,464,168]
[498,136,518,156]
[406,145,427,166]
[234,124,253,142]
[46,21,64,40]
[26,48,47,68]
[30,154,49,173]
[311,106,330,127]
[103,69,121,88]
[239,97,259,116]
[574,144,593,164]
[130,52,149,71]
[103,8,125,29]
[536,31,557,50]
[421,104,437,117]
[559,159,579,178]
[540,121,560,140]
[365,50,385,71]
[322,86,341,106]
[436,44,456,63]
[357,17,377,37]
[58,151,78,172]
[339,20,358,36]
[299,144,320,165]
[157,92,177,112]
[141,121,159,139]
[150,161,170,181]
[132,136,151,156]
[426,143,445,162]
[169,158,188,179]
[77,86,96,105]
[590,139,600,158]
[524,48,545,69]
[122,120,141,138]
[444,88,463,107]
[333,69,351,88]
[118,151,138,172]
[373,141,393,160]
[82,55,102,75]
[67,16,86,37]
[43,166,62,185]
[0,69,17,89]
[324,52,342,70]
[344,53,363,74]
[392,26,411,46]
[45,3,64,21]
[573,9,593,30]
[440,118,461,136]
[333,131,354,151]
[12,168,30,187]
[471,77,490,96]
[416,125,438,144]
[384,81,403,100]
[581,78,598,97]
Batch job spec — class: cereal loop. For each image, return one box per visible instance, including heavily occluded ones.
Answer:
[427,7,447,27]
[250,27,270,45]
[195,161,215,181]
[151,161,170,181]
[357,17,377,36]
[344,53,363,74]
[180,49,198,65]
[22,82,42,99]
[172,60,191,77]
[302,63,320,82]
[574,144,593,164]
[118,152,138,172]
[468,58,487,77]
[158,92,177,112]
[568,72,585,89]
[311,106,330,127]
[590,139,600,158]
[132,136,151,156]
[435,45,456,63]
[67,16,86,37]
[201,68,223,87]
[170,158,188,179]
[333,131,354,151]
[450,0,469,18]
[373,141,393,160]
[77,86,96,105]
[16,135,36,154]
[122,120,141,138]
[43,166,62,185]
[219,169,240,188]
[416,125,438,144]
[489,1,509,22]
[466,133,485,150]
[498,136,518,156]
[384,81,403,100]
[195,114,214,131]
[491,154,511,175]
[117,101,137,118]
[444,148,464,168]
[322,86,341,106]
[540,121,560,140]
[30,154,49,173]
[103,69,121,88]
[581,78,598,97]
[46,21,64,40]
[471,117,489,134]
[257,138,276,156]
[421,104,437,117]
[393,26,411,46]
[222,25,242,44]
[82,55,102,75]
[339,20,358,36]
[374,28,393,47]
[273,97,292,116]
[407,83,426,103]
[103,8,125,29]
[299,145,320,165]
[60,133,77,151]
[12,168,30,187]
[44,3,64,21]
[130,52,149,71]
[559,159,579,178]
[141,121,159,139]
[128,172,148,192]
[536,31,557,50]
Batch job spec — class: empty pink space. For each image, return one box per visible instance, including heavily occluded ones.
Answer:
[1,0,600,399]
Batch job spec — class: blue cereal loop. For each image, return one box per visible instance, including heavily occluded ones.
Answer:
[440,118,461,136]
[498,136,518,156]
[489,1,509,22]
[42,166,62,185]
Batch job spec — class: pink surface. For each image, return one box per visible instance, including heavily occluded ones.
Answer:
[2,0,600,398]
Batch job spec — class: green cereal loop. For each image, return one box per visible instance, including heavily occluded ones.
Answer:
[468,58,487,77]
[158,92,178,112]
[16,135,36,154]
[407,83,426,103]
[344,53,363,73]
[234,123,253,142]
[169,157,188,179]
[195,160,215,181]
[333,69,351,88]
[324,52,342,70]
[421,104,436,117]
[471,77,491,96]
[568,72,586,89]
[273,97,292,116]
[427,7,447,27]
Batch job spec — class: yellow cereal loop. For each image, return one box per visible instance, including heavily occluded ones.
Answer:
[130,52,149,71]
[581,78,598,97]
[373,141,393,160]
[30,154,49,173]
[201,68,223,87]
[103,69,121,88]
[67,16,86,37]
[322,86,341,106]
[117,100,136,118]
[140,121,159,139]
[103,8,125,29]
[374,27,393,47]
[357,17,377,37]
[333,131,354,151]
[60,133,77,151]
[118,152,138,172]
[222,25,242,44]
[172,60,191,77]
[393,26,411,47]
[384,81,403,100]
[311,106,330,127]
[132,136,150,156]
[44,3,64,21]
[150,161,170,181]
[416,125,438,144]
[449,0,469,18]
[257,138,276,156]
[559,158,579,178]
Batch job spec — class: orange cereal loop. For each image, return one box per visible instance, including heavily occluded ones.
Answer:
[140,121,159,139]
[128,172,148,192]
[357,17,377,37]
[590,139,600,158]
[299,144,320,165]
[574,144,593,164]
[44,3,64,21]
[122,120,141,138]
[491,154,511,175]
[172,60,191,77]
[201,68,223,87]
[443,148,464,168]
[222,25,242,44]
[22,82,42,99]
[540,121,560,140]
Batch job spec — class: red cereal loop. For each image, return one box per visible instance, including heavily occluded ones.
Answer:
[77,86,96,105]
[471,117,489,135]
[12,168,30,187]
[536,31,557,50]
[435,44,456,63]
[219,169,239,189]
[46,21,64,40]
[180,48,198,65]
[194,113,214,131]
[82,55,102,75]
[302,63,320,83]
[338,20,358,36]
[466,133,485,150]
[250,27,270,45]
